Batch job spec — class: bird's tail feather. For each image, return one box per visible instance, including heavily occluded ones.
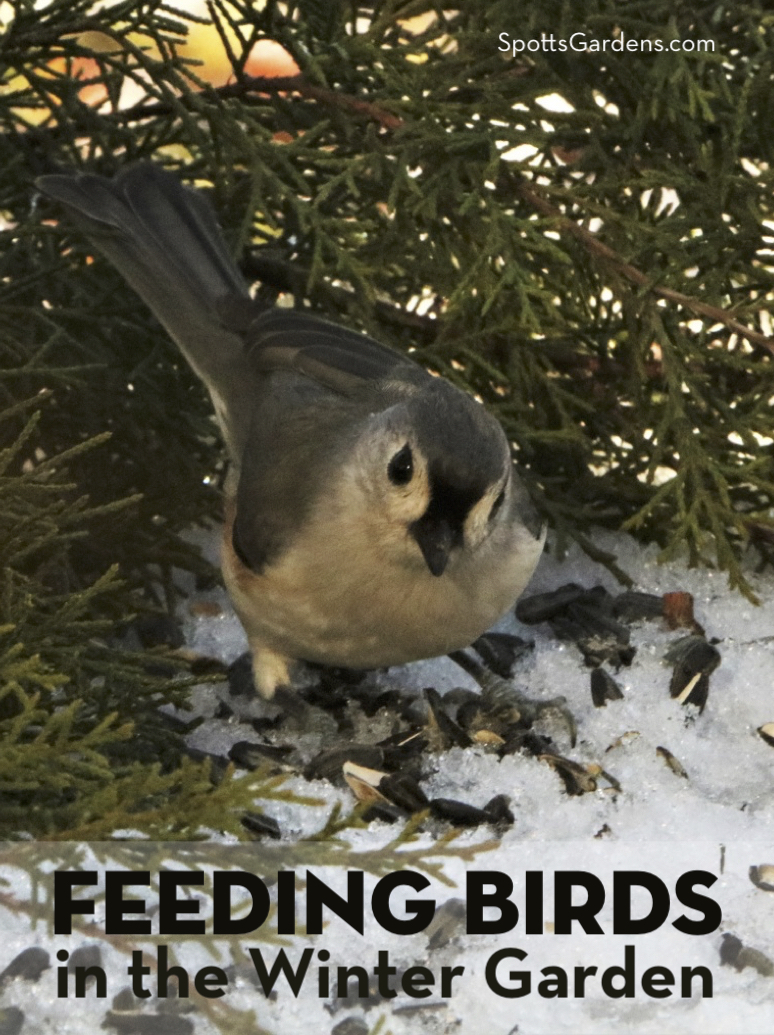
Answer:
[37,163,255,458]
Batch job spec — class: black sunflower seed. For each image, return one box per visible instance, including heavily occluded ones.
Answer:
[429,798,493,826]
[515,584,586,623]
[304,745,385,782]
[0,947,50,985]
[590,668,624,707]
[666,636,721,713]
[611,591,664,622]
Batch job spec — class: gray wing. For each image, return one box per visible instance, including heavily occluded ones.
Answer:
[239,306,430,397]
[37,163,255,460]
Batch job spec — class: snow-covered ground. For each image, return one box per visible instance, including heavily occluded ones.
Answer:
[2,529,773,1034]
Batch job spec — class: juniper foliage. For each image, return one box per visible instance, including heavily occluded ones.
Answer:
[1,0,773,834]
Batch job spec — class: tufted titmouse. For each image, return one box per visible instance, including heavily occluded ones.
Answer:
[37,164,545,697]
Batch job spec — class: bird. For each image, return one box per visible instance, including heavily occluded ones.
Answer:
[37,163,545,698]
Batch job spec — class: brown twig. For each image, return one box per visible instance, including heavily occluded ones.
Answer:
[236,76,405,131]
[514,178,774,357]
[116,74,404,130]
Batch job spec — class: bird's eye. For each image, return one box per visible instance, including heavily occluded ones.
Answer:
[388,444,413,486]
[490,485,506,520]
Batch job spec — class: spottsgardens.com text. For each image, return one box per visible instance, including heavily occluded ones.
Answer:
[498,32,715,56]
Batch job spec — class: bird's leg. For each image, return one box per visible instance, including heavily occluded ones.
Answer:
[248,640,295,699]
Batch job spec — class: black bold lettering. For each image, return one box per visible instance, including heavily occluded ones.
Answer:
[673,871,721,934]
[194,966,227,998]
[54,871,97,935]
[466,872,519,934]
[681,965,713,997]
[372,871,434,934]
[248,948,313,996]
[105,871,151,935]
[554,872,605,934]
[613,871,670,934]
[213,871,270,934]
[159,870,204,934]
[525,871,544,934]
[306,870,363,935]
[538,966,568,998]
[601,945,635,998]
[642,966,674,998]
[157,943,188,997]
[485,948,530,997]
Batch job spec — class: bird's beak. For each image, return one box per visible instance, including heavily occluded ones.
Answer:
[411,515,459,577]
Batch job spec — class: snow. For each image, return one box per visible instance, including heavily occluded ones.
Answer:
[1,529,773,1034]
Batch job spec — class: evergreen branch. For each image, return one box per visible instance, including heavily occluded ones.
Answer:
[240,251,438,335]
[512,178,774,356]
[107,72,405,130]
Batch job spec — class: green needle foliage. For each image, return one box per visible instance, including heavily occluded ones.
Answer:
[0,0,773,834]
[0,396,289,838]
